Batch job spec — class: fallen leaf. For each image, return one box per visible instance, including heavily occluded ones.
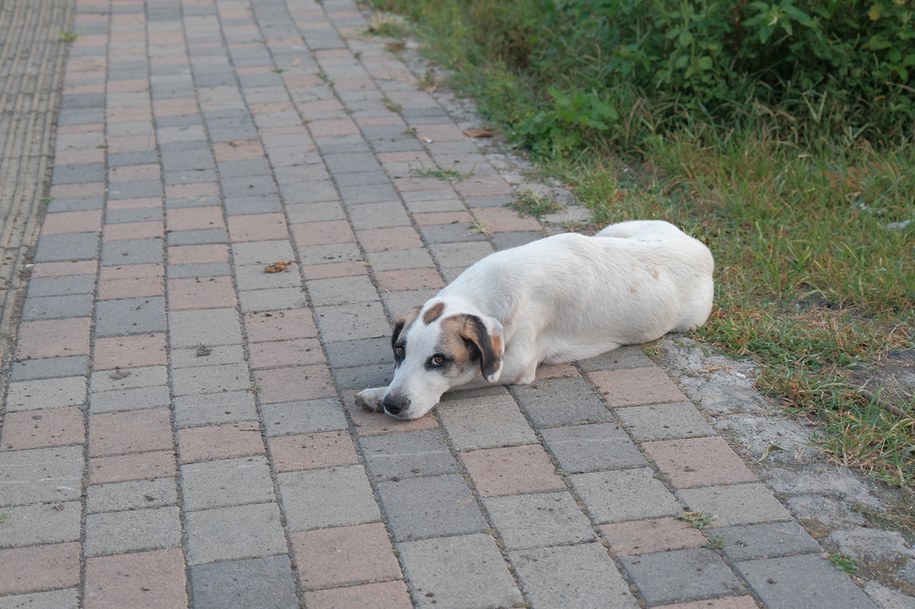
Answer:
[755,443,786,463]
[463,128,495,138]
[265,260,294,273]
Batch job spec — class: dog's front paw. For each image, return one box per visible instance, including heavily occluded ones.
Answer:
[355,387,386,413]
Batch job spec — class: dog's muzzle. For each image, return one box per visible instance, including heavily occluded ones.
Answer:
[382,393,411,417]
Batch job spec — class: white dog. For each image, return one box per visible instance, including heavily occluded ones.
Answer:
[356,220,714,420]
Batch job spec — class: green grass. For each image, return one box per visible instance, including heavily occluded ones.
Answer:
[510,191,563,218]
[371,1,915,493]
[58,30,78,42]
[410,165,470,181]
[829,553,860,576]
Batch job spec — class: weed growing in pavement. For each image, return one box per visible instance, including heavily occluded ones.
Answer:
[510,191,563,218]
[410,165,470,181]
[58,30,78,42]
[830,553,860,576]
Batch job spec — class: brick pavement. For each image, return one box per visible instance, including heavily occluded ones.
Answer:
[0,0,883,608]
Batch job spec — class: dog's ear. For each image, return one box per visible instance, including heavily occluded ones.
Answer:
[392,306,421,349]
[458,314,505,383]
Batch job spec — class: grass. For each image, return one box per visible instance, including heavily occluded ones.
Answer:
[410,165,470,181]
[510,191,563,218]
[58,30,78,42]
[368,1,915,493]
[830,553,860,576]
[678,511,716,530]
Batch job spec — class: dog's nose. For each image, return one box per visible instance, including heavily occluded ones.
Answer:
[382,394,410,416]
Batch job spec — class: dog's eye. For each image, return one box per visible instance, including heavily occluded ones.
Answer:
[393,346,405,358]
[428,354,447,368]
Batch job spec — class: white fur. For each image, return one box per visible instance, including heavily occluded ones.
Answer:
[356,220,714,419]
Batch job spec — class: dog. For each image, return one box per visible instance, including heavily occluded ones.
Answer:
[355,220,714,420]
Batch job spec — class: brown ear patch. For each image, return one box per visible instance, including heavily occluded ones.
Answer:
[392,306,421,350]
[423,301,446,324]
[439,314,502,379]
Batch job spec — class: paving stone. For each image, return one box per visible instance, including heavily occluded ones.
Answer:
[616,402,715,441]
[360,430,460,481]
[540,422,647,473]
[85,507,182,557]
[314,301,390,342]
[88,408,173,457]
[21,293,93,320]
[83,548,187,609]
[619,548,746,606]
[588,367,689,407]
[185,502,288,565]
[189,555,299,609]
[576,345,655,372]
[10,356,89,382]
[26,274,96,298]
[239,286,307,312]
[269,431,359,472]
[0,406,84,451]
[173,391,259,428]
[677,484,793,528]
[0,588,78,609]
[324,337,391,368]
[652,597,760,609]
[510,377,613,427]
[398,534,523,609]
[171,362,251,396]
[181,456,276,511]
[33,232,100,262]
[736,554,878,609]
[306,275,379,306]
[260,398,349,435]
[94,296,167,336]
[377,474,488,542]
[0,502,81,548]
[278,465,380,531]
[511,542,639,609]
[168,308,243,347]
[597,517,708,556]
[436,390,537,450]
[292,523,402,590]
[177,421,265,464]
[484,492,595,550]
[86,478,177,514]
[100,238,164,265]
[90,365,168,393]
[0,446,83,505]
[5,377,87,412]
[713,521,823,561]
[460,444,565,497]
[570,468,683,523]
[303,580,413,609]
[643,436,758,488]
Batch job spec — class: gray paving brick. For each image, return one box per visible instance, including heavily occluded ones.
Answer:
[33,232,100,262]
[511,378,612,428]
[260,398,348,435]
[26,275,96,298]
[298,243,362,266]
[5,377,87,412]
[235,264,302,291]
[10,356,89,382]
[21,294,93,320]
[399,534,523,609]
[0,588,78,609]
[285,201,345,224]
[619,548,745,605]
[174,391,259,428]
[185,502,288,565]
[0,502,81,548]
[377,474,487,542]
[166,228,228,246]
[181,456,275,511]
[715,521,823,560]
[314,301,390,342]
[101,238,164,265]
[616,402,715,441]
[347,201,410,230]
[85,506,182,557]
[90,365,168,393]
[190,555,299,609]
[678,483,793,528]
[540,422,646,473]
[169,308,243,347]
[172,362,251,396]
[332,362,391,391]
[95,296,167,336]
[484,492,595,550]
[286,179,342,204]
[224,194,283,215]
[278,465,380,531]
[109,180,164,200]
[167,262,232,279]
[491,231,544,251]
[736,554,878,609]
[306,276,378,306]
[437,390,537,451]
[46,197,102,213]
[511,542,638,609]
[89,385,171,413]
[360,430,460,482]
[366,248,435,271]
[105,206,164,224]
[0,446,83,506]
[324,337,390,368]
[418,223,486,245]
[86,478,177,514]
[171,344,245,369]
[571,468,683,523]
[239,287,307,312]
[576,345,653,372]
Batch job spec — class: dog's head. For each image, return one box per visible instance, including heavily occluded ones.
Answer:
[381,300,504,419]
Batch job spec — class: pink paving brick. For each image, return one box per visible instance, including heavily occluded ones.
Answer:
[471,207,542,232]
[94,333,167,370]
[176,421,264,463]
[413,124,467,142]
[167,276,237,310]
[269,431,359,472]
[165,206,225,231]
[106,197,162,211]
[0,542,81,595]
[227,213,289,242]
[167,244,229,265]
[308,117,360,137]
[98,263,163,281]
[89,408,173,457]
[356,227,423,253]
[454,176,513,197]
[249,338,324,369]
[343,391,439,436]
[292,523,401,590]
[588,367,688,408]
[291,220,356,247]
[535,363,580,380]
[301,261,368,280]
[598,517,708,556]
[89,450,176,485]
[253,364,335,404]
[108,163,160,182]
[374,268,444,292]
[41,210,103,235]
[84,548,187,609]
[459,445,565,496]
[655,597,761,609]
[55,147,105,165]
[244,309,318,342]
[304,580,413,609]
[642,436,758,489]
[165,182,219,200]
[98,276,164,300]
[212,139,265,162]
[413,211,473,226]
[103,221,164,241]
[31,260,98,278]
[1,407,85,451]
[16,318,91,360]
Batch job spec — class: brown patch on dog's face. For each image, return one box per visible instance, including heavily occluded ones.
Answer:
[392,306,421,352]
[437,314,502,379]
[423,301,445,324]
